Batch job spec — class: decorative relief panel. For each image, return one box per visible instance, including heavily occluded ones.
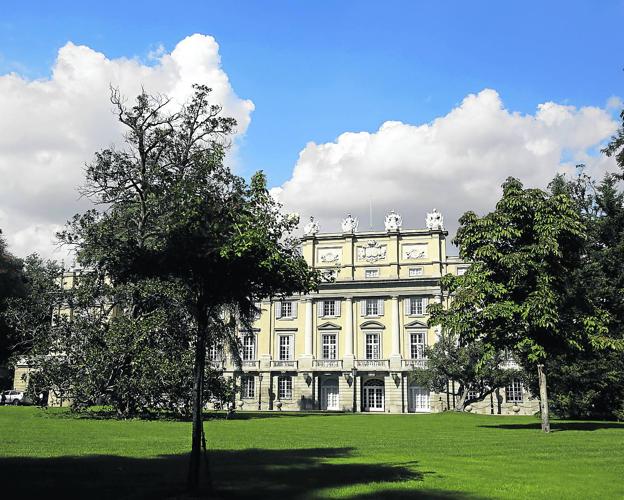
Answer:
[317,247,342,264]
[402,243,428,260]
[357,240,387,262]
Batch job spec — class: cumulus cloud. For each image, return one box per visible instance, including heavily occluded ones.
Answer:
[273,89,619,243]
[0,34,254,259]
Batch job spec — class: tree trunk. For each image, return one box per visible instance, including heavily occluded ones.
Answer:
[455,386,468,412]
[188,307,209,493]
[537,363,551,433]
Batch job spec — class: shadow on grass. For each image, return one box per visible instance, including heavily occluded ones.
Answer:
[479,421,624,432]
[0,447,479,500]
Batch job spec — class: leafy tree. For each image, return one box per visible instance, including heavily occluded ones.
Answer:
[0,229,25,370]
[410,332,520,412]
[429,177,610,432]
[58,85,319,491]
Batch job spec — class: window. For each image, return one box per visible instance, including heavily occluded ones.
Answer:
[457,266,469,276]
[408,297,428,316]
[322,334,337,359]
[506,379,523,403]
[466,388,480,401]
[364,298,384,316]
[410,332,426,359]
[242,334,255,361]
[365,333,380,359]
[323,300,336,317]
[278,376,293,399]
[365,268,379,278]
[208,344,222,362]
[409,267,424,277]
[279,335,293,360]
[281,301,293,318]
[241,376,255,399]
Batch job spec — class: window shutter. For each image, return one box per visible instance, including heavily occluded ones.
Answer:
[423,297,428,313]
[378,298,384,316]
[404,297,411,314]
[335,300,341,317]
[275,301,282,319]
[361,299,367,317]
[318,301,324,317]
[292,301,298,318]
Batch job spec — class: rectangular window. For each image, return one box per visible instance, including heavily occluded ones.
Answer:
[241,376,255,399]
[506,379,523,403]
[281,301,293,318]
[278,376,293,399]
[467,388,480,401]
[322,334,337,359]
[409,267,423,277]
[365,299,379,316]
[279,335,293,360]
[208,344,222,362]
[365,333,380,359]
[242,334,255,361]
[323,300,336,317]
[410,332,426,359]
[457,267,468,276]
[365,268,379,278]
[409,297,427,316]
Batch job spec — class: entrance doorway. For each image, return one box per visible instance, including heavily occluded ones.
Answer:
[320,378,339,410]
[362,379,385,412]
[408,385,430,412]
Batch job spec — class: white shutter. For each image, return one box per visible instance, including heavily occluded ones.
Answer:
[378,298,384,316]
[318,301,324,317]
[335,300,341,317]
[361,299,367,317]
[404,297,411,315]
[292,301,298,318]
[275,301,282,319]
[423,297,428,313]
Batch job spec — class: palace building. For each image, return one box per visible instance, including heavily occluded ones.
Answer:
[215,210,538,415]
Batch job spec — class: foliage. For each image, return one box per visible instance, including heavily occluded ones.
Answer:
[0,230,25,368]
[410,332,520,411]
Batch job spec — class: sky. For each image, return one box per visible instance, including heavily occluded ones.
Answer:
[0,1,623,259]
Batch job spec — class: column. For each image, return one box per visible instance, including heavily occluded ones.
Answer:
[343,297,354,369]
[390,295,402,370]
[305,299,313,355]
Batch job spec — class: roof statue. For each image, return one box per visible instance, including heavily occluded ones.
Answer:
[384,210,402,232]
[341,213,359,233]
[303,216,320,236]
[426,208,444,231]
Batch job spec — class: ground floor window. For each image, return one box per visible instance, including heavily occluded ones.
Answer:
[278,376,293,400]
[408,385,430,412]
[241,376,255,399]
[506,378,523,403]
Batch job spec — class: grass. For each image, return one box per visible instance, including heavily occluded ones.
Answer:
[1,407,623,499]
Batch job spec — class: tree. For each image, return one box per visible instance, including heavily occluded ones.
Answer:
[410,332,520,412]
[58,85,319,492]
[0,229,25,369]
[429,177,609,432]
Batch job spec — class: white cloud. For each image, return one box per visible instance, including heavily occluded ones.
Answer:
[273,89,619,243]
[0,34,254,259]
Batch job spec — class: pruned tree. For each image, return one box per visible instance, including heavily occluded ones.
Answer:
[58,85,319,492]
[429,177,610,432]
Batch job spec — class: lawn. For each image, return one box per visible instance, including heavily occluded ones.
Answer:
[0,407,623,499]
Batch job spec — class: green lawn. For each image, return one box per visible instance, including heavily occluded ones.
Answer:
[1,407,623,499]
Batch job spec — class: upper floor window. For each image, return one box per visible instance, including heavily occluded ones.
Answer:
[410,332,426,359]
[276,300,297,319]
[278,335,293,361]
[322,334,337,360]
[241,376,255,399]
[365,333,381,359]
[278,376,293,399]
[362,298,384,317]
[506,379,523,403]
[457,266,469,276]
[208,344,222,362]
[242,334,255,361]
[407,297,428,316]
[409,267,424,277]
[365,268,379,279]
[320,299,340,317]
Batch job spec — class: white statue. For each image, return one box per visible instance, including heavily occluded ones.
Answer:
[426,208,444,231]
[303,216,320,236]
[341,213,358,233]
[384,210,402,232]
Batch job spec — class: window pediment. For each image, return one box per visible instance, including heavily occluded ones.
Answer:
[318,321,341,330]
[405,319,428,328]
[360,320,385,330]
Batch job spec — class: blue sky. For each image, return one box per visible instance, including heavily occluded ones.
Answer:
[1,1,623,258]
[2,1,622,186]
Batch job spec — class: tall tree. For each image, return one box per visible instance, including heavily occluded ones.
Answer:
[59,85,319,492]
[0,230,25,369]
[429,177,609,432]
